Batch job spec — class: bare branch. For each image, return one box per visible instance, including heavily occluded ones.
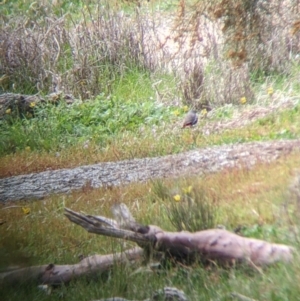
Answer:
[65,206,294,267]
[64,208,156,248]
[0,247,144,286]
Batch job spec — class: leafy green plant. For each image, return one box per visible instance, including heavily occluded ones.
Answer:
[0,91,173,155]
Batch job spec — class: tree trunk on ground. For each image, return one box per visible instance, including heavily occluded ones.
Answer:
[0,247,144,286]
[0,92,74,119]
[64,207,294,268]
[1,139,300,202]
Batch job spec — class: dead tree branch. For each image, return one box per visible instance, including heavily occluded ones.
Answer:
[64,206,294,267]
[64,208,157,248]
[0,247,144,286]
[0,92,74,119]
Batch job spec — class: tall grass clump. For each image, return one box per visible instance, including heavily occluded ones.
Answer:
[151,181,218,232]
[0,1,167,98]
[168,187,217,232]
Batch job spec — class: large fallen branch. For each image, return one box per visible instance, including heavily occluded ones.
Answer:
[0,92,74,119]
[64,206,294,267]
[0,247,144,286]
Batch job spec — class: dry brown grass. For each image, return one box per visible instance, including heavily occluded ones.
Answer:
[206,0,300,71]
[0,145,108,178]
[0,3,153,98]
[1,0,299,107]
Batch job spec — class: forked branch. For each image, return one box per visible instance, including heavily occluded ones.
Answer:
[64,207,156,248]
[65,205,294,267]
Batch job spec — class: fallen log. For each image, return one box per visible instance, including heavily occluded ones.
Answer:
[0,247,144,286]
[0,92,74,119]
[64,206,294,267]
[1,139,300,202]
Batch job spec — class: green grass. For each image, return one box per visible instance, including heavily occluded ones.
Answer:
[2,263,299,301]
[3,74,300,155]
[1,0,89,17]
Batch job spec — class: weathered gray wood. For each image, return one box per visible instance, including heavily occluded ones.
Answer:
[1,139,300,202]
[0,93,43,118]
[0,92,74,118]
[64,208,156,248]
[65,206,294,267]
[0,247,144,286]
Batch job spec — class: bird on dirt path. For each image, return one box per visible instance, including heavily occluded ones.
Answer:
[182,110,198,128]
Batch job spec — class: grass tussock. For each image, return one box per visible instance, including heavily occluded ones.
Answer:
[151,181,217,232]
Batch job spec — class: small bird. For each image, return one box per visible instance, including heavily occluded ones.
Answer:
[182,110,198,128]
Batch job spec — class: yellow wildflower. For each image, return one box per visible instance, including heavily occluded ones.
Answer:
[267,87,274,95]
[183,105,189,112]
[29,102,36,108]
[183,186,193,194]
[25,146,31,152]
[5,108,11,114]
[240,97,247,104]
[173,109,180,116]
[173,194,181,202]
[201,109,207,116]
[22,207,31,215]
